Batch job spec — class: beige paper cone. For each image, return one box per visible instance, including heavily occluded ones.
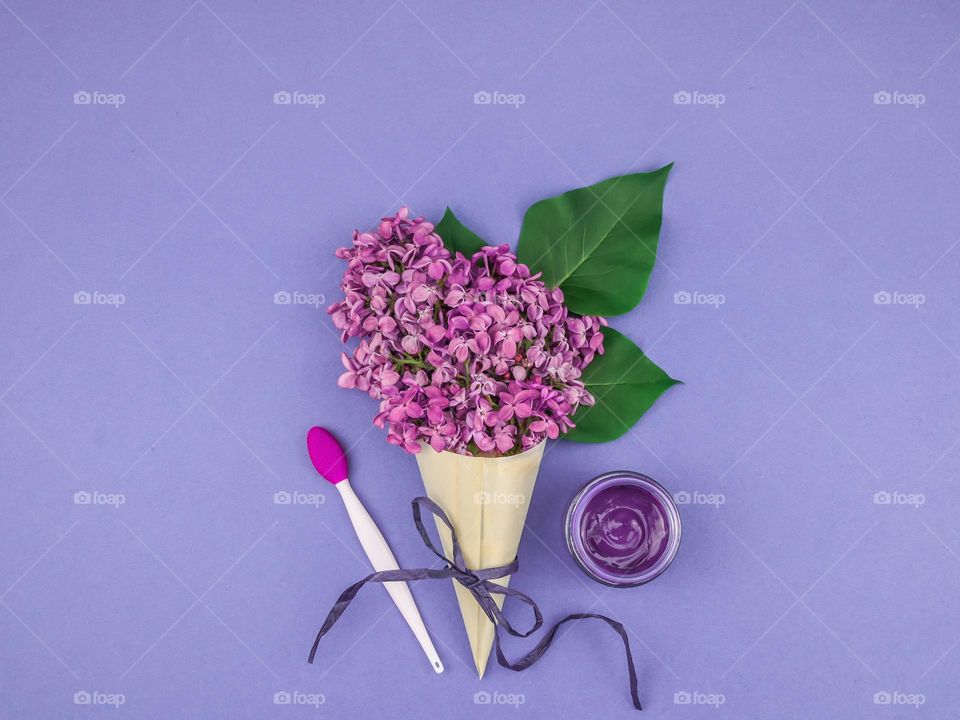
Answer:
[415,441,545,678]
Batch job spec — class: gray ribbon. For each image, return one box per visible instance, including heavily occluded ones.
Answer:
[309,496,642,711]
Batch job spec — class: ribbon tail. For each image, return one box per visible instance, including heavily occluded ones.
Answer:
[308,574,371,663]
[476,582,542,638]
[308,566,460,664]
[492,612,642,711]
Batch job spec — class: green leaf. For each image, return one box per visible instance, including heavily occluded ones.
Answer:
[435,207,488,257]
[564,327,679,443]
[517,164,672,316]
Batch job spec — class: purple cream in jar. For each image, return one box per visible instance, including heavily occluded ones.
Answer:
[565,471,681,587]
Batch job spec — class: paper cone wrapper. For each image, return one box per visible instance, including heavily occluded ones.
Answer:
[415,441,545,678]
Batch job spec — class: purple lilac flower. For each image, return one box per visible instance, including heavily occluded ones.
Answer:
[328,208,606,456]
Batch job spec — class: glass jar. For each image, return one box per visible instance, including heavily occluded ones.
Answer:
[565,471,682,587]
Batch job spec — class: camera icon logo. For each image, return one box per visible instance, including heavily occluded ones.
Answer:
[874,691,892,705]
[274,290,292,305]
[473,690,492,704]
[673,91,691,105]
[674,491,691,505]
[74,291,92,305]
[273,91,292,105]
[73,491,92,505]
[873,91,892,105]
[873,290,891,305]
[74,691,92,705]
[674,691,692,704]
[273,491,292,505]
[273,691,292,705]
[873,491,891,505]
[673,290,691,305]
[473,91,492,105]
[73,91,91,105]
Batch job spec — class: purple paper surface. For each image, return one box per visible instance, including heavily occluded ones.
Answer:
[2,1,960,717]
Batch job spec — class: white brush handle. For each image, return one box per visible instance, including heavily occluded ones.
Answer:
[335,479,444,673]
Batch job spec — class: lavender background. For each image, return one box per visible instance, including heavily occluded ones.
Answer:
[2,1,960,717]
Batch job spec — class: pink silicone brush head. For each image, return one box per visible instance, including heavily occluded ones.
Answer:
[306,427,349,484]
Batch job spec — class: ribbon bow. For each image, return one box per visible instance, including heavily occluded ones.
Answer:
[309,496,642,711]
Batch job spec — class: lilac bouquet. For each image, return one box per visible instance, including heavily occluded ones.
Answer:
[329,209,606,456]
[323,172,676,688]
